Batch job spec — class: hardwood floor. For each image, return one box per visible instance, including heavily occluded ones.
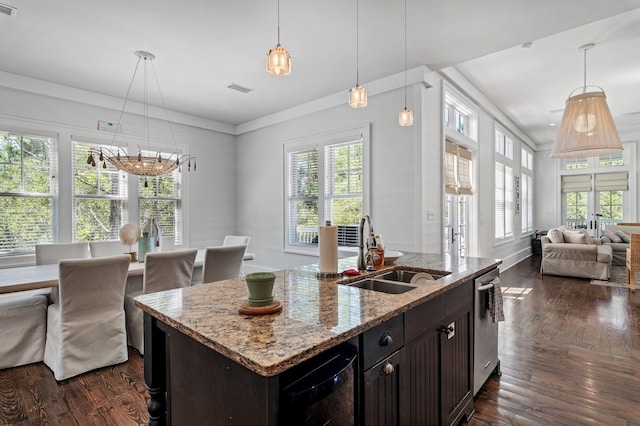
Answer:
[1,256,638,425]
[468,256,640,425]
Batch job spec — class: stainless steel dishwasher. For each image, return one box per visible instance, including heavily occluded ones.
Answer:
[473,267,502,396]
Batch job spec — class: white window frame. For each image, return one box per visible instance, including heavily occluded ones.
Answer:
[284,126,370,256]
[444,91,478,142]
[138,147,184,246]
[521,145,533,235]
[71,139,129,242]
[495,124,514,243]
[0,130,58,256]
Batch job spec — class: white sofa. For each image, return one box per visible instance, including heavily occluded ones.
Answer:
[600,224,640,266]
[540,227,613,280]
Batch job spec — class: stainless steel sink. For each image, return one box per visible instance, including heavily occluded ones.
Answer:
[375,269,449,283]
[346,279,416,294]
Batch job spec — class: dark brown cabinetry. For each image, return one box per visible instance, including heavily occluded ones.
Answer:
[404,280,474,426]
[360,315,405,426]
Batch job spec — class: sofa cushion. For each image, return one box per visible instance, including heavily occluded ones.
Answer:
[563,230,588,244]
[603,230,622,243]
[596,245,613,263]
[601,236,612,243]
[615,230,630,243]
[547,228,564,243]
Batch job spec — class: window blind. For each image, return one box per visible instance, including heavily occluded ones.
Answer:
[139,149,182,245]
[324,139,363,242]
[595,172,628,191]
[444,142,473,195]
[72,141,128,242]
[495,162,513,239]
[287,148,319,245]
[0,132,57,254]
[561,174,592,193]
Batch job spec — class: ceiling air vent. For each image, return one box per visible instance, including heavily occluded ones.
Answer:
[0,3,16,16]
[227,83,253,94]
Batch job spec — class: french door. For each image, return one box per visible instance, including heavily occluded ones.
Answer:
[444,194,469,257]
[562,190,624,236]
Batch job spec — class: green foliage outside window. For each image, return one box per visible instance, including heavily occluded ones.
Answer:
[0,133,55,253]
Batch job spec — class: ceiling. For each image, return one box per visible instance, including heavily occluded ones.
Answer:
[0,0,639,146]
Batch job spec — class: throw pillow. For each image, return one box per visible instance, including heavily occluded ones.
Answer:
[603,230,623,243]
[547,228,564,243]
[562,230,587,244]
[601,236,612,243]
[615,230,630,243]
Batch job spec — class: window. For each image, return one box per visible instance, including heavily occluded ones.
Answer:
[139,149,183,245]
[0,131,57,255]
[72,141,128,242]
[285,129,368,253]
[444,142,473,195]
[564,158,588,170]
[521,146,533,234]
[495,126,514,241]
[495,162,513,240]
[444,92,478,141]
[599,151,623,168]
[495,129,513,160]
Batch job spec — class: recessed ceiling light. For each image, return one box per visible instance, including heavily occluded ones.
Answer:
[521,42,533,49]
[227,83,253,94]
[549,123,556,127]
[0,3,17,16]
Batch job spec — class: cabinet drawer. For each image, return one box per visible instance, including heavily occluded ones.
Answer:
[361,315,404,370]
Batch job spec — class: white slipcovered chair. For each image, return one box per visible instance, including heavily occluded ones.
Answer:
[125,249,197,355]
[89,240,130,258]
[0,294,48,369]
[201,245,247,284]
[35,242,91,265]
[43,255,130,381]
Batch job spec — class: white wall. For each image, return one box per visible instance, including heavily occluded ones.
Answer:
[0,86,237,266]
[236,84,434,271]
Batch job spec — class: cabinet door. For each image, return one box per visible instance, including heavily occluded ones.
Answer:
[363,349,405,426]
[441,280,474,426]
[403,298,444,426]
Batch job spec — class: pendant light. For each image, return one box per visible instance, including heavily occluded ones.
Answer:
[398,0,413,126]
[87,51,196,187]
[348,0,367,108]
[550,43,622,158]
[266,0,291,77]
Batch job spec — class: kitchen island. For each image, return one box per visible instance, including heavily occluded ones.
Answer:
[135,252,500,425]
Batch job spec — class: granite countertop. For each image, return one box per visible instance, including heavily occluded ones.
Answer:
[134,252,500,377]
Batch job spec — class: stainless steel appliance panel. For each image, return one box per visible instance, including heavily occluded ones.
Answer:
[473,267,500,396]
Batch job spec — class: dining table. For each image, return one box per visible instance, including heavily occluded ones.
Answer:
[0,249,230,295]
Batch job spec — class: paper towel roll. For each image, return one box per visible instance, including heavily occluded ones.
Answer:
[319,224,338,273]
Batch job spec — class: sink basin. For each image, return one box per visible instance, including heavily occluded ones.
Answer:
[346,279,416,294]
[375,269,448,283]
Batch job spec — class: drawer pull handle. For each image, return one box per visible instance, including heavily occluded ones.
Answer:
[379,332,393,347]
[382,362,395,375]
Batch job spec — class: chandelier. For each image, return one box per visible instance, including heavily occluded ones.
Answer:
[550,43,622,158]
[88,51,196,184]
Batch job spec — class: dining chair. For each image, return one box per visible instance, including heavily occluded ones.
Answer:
[200,245,246,284]
[223,235,255,274]
[35,242,91,265]
[124,249,197,355]
[89,240,130,258]
[43,255,130,381]
[0,294,48,369]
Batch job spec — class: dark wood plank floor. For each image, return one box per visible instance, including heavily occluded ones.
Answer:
[467,256,640,426]
[1,256,639,425]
